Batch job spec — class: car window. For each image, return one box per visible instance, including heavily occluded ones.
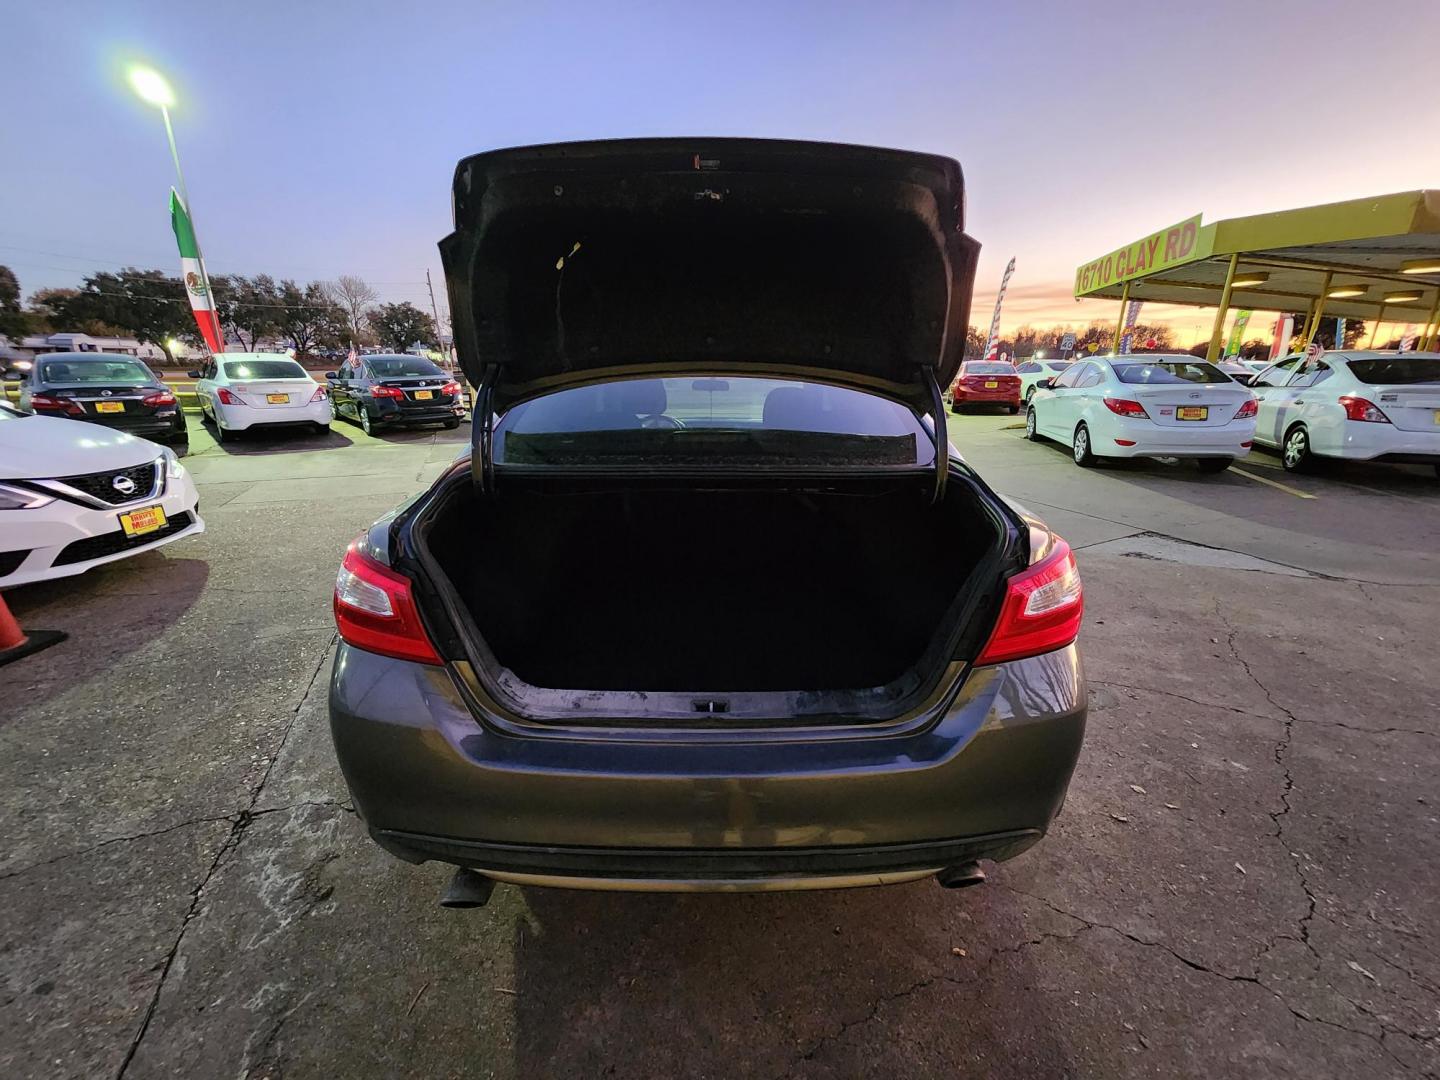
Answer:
[1347,357,1440,385]
[367,355,444,377]
[40,359,152,383]
[1112,361,1230,385]
[1046,362,1073,373]
[1253,357,1301,387]
[1075,365,1106,389]
[495,376,932,468]
[223,359,308,380]
[964,362,1014,375]
[1052,364,1084,389]
[1016,362,1039,374]
[1286,362,1333,388]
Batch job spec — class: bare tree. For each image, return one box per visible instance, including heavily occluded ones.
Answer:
[327,275,378,343]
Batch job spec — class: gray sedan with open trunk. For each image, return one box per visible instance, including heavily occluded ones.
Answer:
[327,138,1086,903]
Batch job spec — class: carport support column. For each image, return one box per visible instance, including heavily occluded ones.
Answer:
[1421,290,1440,350]
[1113,280,1131,354]
[1205,254,1239,362]
[1300,271,1333,350]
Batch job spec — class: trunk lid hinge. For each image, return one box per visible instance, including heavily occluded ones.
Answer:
[471,365,499,493]
[923,365,949,505]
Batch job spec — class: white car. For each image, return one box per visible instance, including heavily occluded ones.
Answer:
[1249,350,1440,474]
[1026,353,1257,472]
[0,403,203,587]
[1014,358,1075,403]
[191,352,332,441]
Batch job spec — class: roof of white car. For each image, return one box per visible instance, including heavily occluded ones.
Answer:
[217,352,298,361]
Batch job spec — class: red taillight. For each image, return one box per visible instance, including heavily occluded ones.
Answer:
[1103,397,1149,418]
[142,390,177,407]
[1114,438,1137,446]
[216,387,242,405]
[1233,397,1257,419]
[370,385,405,399]
[1338,395,1390,423]
[310,385,327,402]
[333,544,442,665]
[441,381,461,397]
[975,539,1084,666]
[30,393,84,416]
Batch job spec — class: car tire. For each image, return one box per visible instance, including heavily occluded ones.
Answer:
[1008,404,1019,415]
[215,422,232,443]
[443,419,460,430]
[950,402,963,414]
[1024,386,1036,404]
[360,411,374,436]
[1024,407,1041,441]
[1072,423,1098,467]
[313,423,330,436]
[1281,424,1317,473]
[1197,457,1233,474]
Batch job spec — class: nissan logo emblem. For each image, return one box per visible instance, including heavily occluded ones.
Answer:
[101,389,114,397]
[112,475,137,495]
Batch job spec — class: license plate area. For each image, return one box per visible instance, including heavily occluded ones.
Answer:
[96,401,125,414]
[413,390,433,400]
[119,504,167,538]
[1433,410,1440,424]
[1176,406,1209,421]
[266,393,289,404]
[984,381,998,389]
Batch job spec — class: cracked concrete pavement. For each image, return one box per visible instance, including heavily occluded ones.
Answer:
[3,414,1438,1078]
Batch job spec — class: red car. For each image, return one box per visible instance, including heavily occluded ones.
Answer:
[951,361,1021,413]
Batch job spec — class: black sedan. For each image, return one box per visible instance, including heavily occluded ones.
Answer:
[326,354,465,435]
[15,352,187,445]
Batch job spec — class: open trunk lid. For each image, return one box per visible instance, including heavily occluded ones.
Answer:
[440,138,979,421]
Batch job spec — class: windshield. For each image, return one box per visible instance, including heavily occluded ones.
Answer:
[496,377,931,468]
[963,362,1014,375]
[368,356,444,377]
[1113,361,1230,385]
[224,360,308,380]
[41,359,151,384]
[1347,357,1440,385]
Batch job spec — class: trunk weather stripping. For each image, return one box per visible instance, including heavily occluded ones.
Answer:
[472,365,499,493]
[923,365,948,505]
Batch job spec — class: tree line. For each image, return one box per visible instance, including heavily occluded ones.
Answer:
[0,265,440,362]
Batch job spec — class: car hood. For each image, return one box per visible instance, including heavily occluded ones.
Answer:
[439,137,980,412]
[0,412,162,479]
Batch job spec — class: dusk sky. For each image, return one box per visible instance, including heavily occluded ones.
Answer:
[6,0,1440,346]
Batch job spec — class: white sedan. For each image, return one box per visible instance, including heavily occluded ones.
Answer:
[0,403,203,587]
[1026,354,1256,472]
[191,352,332,441]
[1249,350,1440,474]
[1014,358,1074,403]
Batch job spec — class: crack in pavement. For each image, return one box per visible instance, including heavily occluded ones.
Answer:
[112,633,339,1080]
[997,885,1429,1073]
[1090,680,1437,740]
[0,814,238,882]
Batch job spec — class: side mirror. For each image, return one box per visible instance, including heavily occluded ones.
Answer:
[1038,378,1054,389]
[325,371,338,379]
[187,370,202,379]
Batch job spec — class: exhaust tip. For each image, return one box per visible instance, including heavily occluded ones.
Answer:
[935,861,986,890]
[440,866,497,909]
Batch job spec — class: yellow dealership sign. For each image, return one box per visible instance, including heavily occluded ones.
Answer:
[1074,215,1214,297]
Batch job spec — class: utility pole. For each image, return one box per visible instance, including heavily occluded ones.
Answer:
[425,269,446,360]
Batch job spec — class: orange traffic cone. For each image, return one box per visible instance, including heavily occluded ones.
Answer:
[0,592,66,667]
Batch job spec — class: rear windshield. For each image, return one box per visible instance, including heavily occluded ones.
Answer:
[1346,357,1440,385]
[1113,361,1229,385]
[963,362,1014,374]
[496,376,931,468]
[1045,362,1072,372]
[41,359,151,384]
[224,360,308,380]
[368,356,444,377]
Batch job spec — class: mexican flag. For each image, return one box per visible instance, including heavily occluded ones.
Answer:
[169,189,224,353]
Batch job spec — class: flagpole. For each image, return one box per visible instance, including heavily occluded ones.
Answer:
[158,104,218,316]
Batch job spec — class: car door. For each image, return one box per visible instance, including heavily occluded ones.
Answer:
[1250,356,1304,446]
[1069,362,1107,432]
[329,361,353,417]
[1045,362,1090,437]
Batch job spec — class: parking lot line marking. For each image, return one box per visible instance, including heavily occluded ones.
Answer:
[1231,467,1318,499]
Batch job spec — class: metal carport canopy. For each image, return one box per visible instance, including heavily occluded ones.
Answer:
[1073,190,1440,358]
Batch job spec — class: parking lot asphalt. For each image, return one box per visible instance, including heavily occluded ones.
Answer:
[3,412,1438,1079]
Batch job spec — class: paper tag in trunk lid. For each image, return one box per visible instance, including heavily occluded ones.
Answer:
[439,138,980,414]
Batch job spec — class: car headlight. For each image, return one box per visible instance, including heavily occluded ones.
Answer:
[0,482,54,510]
[162,448,186,480]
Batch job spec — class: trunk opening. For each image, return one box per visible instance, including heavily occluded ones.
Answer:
[411,473,1013,722]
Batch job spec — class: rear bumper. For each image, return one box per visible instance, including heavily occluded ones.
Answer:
[366,400,465,425]
[215,399,332,431]
[1104,419,1255,458]
[328,644,1086,887]
[50,412,186,439]
[953,389,1020,404]
[1328,424,1440,462]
